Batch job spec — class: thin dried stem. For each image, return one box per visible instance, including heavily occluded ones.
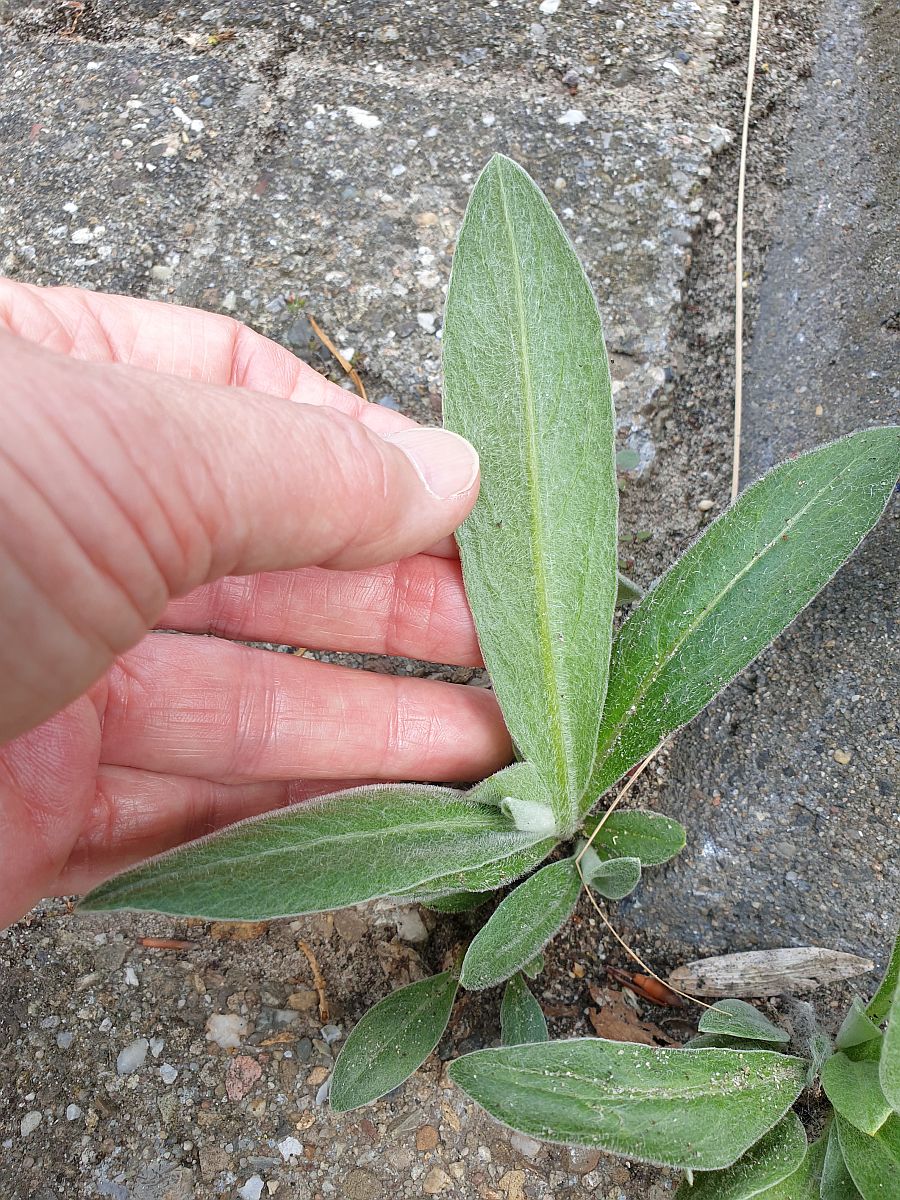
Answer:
[578,880,711,1010]
[731,0,761,503]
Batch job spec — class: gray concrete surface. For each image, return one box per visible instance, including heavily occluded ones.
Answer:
[628,0,900,969]
[0,0,897,1197]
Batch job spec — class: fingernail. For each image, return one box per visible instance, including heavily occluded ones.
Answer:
[387,428,480,499]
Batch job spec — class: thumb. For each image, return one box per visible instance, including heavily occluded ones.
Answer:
[1,333,479,741]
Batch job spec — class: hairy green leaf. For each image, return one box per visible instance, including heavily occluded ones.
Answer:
[822,1123,863,1200]
[580,809,686,866]
[443,154,618,832]
[880,986,900,1115]
[580,849,642,900]
[460,859,582,991]
[673,1112,807,1199]
[835,1113,900,1199]
[586,428,900,807]
[501,975,549,1046]
[685,1034,786,1052]
[822,1053,892,1135]
[449,1040,808,1169]
[837,999,883,1052]
[80,785,547,919]
[698,1000,789,1045]
[867,929,900,1024]
[398,837,556,902]
[330,972,458,1112]
[420,891,492,914]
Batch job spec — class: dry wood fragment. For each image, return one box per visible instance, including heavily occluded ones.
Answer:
[297,938,329,1022]
[137,937,197,951]
[668,946,874,998]
[308,314,368,402]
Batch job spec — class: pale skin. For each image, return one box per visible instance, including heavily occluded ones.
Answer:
[0,280,513,929]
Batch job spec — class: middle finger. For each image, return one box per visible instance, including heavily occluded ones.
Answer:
[158,557,482,667]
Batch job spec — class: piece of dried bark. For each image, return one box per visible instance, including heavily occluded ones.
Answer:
[668,946,874,998]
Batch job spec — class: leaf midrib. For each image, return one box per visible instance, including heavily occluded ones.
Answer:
[94,818,537,898]
[587,452,862,799]
[495,165,571,820]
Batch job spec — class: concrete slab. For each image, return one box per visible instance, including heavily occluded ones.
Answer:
[0,36,257,293]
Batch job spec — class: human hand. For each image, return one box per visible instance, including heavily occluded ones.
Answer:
[0,281,512,928]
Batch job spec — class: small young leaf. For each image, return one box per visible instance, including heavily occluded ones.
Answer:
[449,1040,808,1170]
[443,154,619,833]
[330,972,459,1112]
[879,986,900,1114]
[836,999,883,1052]
[866,928,900,1023]
[686,1034,786,1053]
[579,849,642,900]
[500,975,549,1046]
[673,1111,807,1199]
[698,1000,789,1045]
[521,954,544,979]
[616,571,645,606]
[821,1122,863,1200]
[822,1052,892,1135]
[835,1113,900,1200]
[585,427,900,809]
[580,809,686,866]
[460,858,582,991]
[469,761,553,809]
[80,785,546,919]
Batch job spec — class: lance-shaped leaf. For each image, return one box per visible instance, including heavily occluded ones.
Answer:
[673,1111,808,1199]
[79,785,547,920]
[449,1040,808,1169]
[867,928,900,1023]
[581,809,686,866]
[585,427,900,807]
[579,846,642,900]
[698,1000,789,1045]
[821,1123,863,1200]
[330,972,459,1112]
[443,154,619,832]
[880,986,900,1114]
[835,1113,900,1200]
[823,1052,892,1135]
[686,1034,786,1052]
[460,859,582,991]
[501,975,549,1046]
[396,837,556,903]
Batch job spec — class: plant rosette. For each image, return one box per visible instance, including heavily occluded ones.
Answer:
[79,156,900,1190]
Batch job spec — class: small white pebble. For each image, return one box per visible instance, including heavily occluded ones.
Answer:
[277,1136,304,1162]
[123,965,139,987]
[345,106,381,130]
[20,1112,42,1137]
[160,1063,178,1085]
[698,498,715,511]
[558,109,587,127]
[149,1037,165,1059]
[539,0,560,12]
[70,227,93,245]
[65,1104,82,1122]
[239,1176,265,1200]
[116,1037,149,1075]
[56,1031,74,1050]
[205,1013,248,1050]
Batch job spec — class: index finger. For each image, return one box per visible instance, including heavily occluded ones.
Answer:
[0,280,414,436]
